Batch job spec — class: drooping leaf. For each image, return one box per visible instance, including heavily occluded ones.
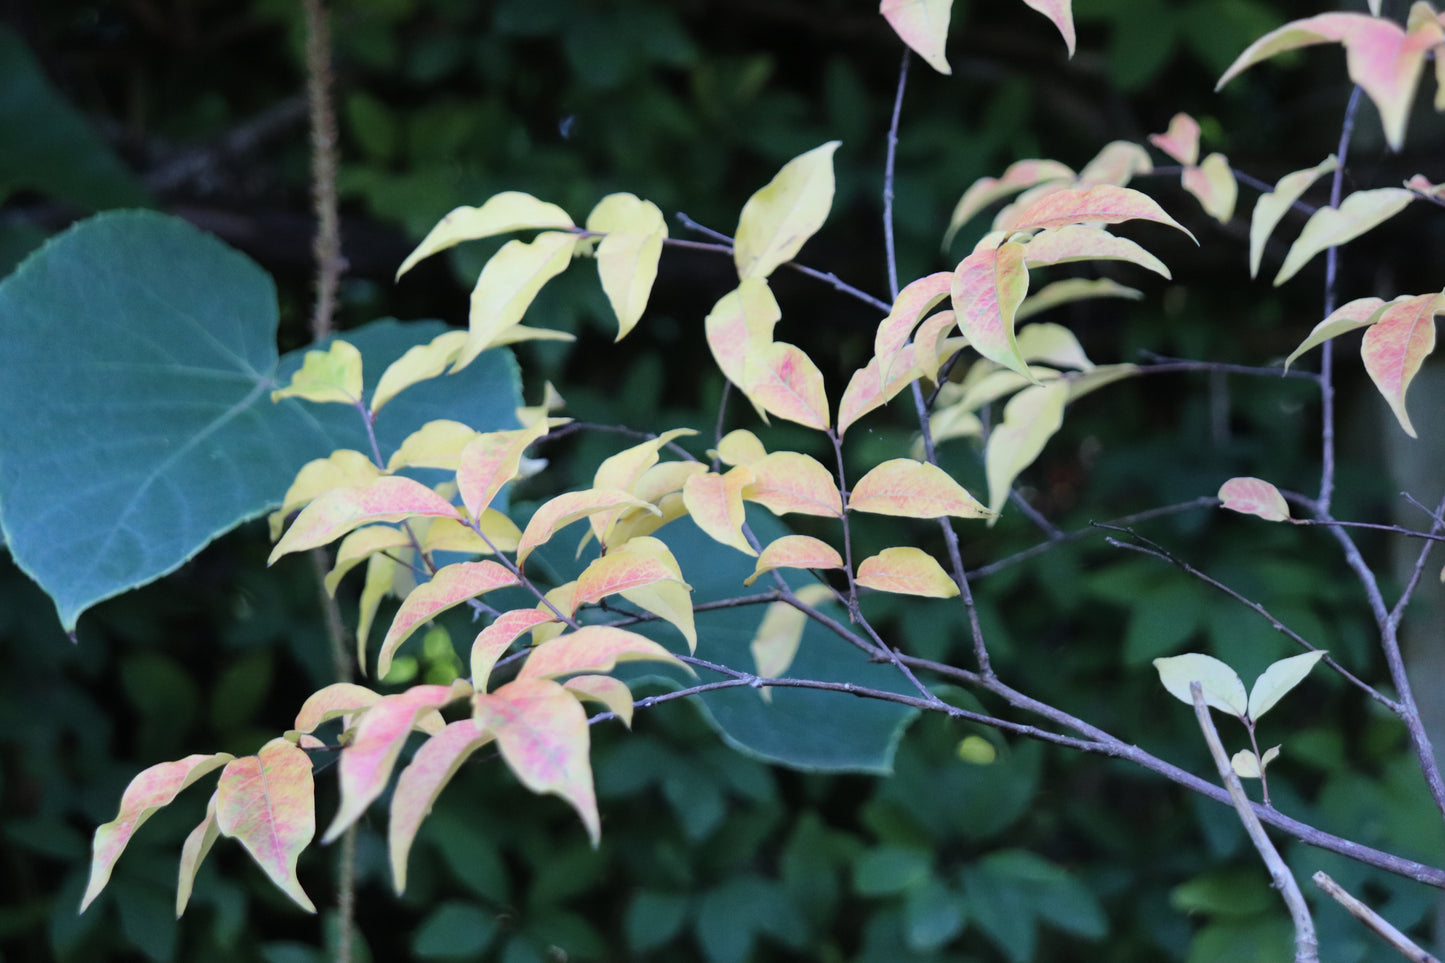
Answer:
[377,561,520,679]
[1248,651,1325,720]
[1022,224,1170,278]
[745,535,844,586]
[850,458,990,519]
[519,625,689,681]
[622,578,700,652]
[1015,278,1144,323]
[323,683,470,843]
[984,380,1069,519]
[324,525,412,596]
[291,682,381,736]
[473,678,601,844]
[742,341,832,430]
[1015,322,1094,371]
[457,231,579,370]
[564,675,637,725]
[952,241,1033,380]
[1360,292,1441,437]
[1218,476,1292,522]
[215,739,317,912]
[386,419,480,471]
[880,0,955,74]
[944,162,1073,250]
[1003,184,1194,239]
[269,449,384,539]
[1182,153,1238,223]
[856,547,960,598]
[370,330,467,414]
[874,272,954,377]
[1273,188,1414,286]
[389,719,496,894]
[1019,0,1076,56]
[586,193,668,340]
[396,192,574,280]
[743,452,843,517]
[456,420,550,520]
[82,752,234,912]
[1283,297,1388,370]
[1249,156,1339,278]
[175,791,222,917]
[682,467,757,556]
[357,553,400,664]
[269,476,461,564]
[705,278,781,399]
[734,141,841,280]
[1153,653,1248,717]
[470,608,558,691]
[270,340,364,405]
[1148,113,1201,166]
[517,488,659,564]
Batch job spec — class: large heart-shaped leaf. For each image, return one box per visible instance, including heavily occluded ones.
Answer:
[0,211,521,630]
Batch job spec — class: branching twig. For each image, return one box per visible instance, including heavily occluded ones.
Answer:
[1313,872,1441,963]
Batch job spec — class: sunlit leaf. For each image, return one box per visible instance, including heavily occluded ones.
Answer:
[945,162,1074,249]
[471,608,558,691]
[175,791,221,916]
[1022,224,1171,278]
[586,193,668,340]
[682,467,757,556]
[564,675,637,726]
[1148,113,1201,166]
[369,330,467,414]
[216,739,316,912]
[1153,653,1248,717]
[743,452,843,517]
[745,535,844,586]
[270,340,363,405]
[1361,292,1441,437]
[850,458,990,519]
[952,241,1032,380]
[269,476,459,564]
[1003,184,1195,239]
[734,141,841,280]
[856,546,960,598]
[705,278,781,401]
[1274,188,1414,286]
[386,419,480,471]
[82,752,234,912]
[378,561,520,679]
[1020,0,1076,56]
[880,0,955,74]
[457,231,578,370]
[323,683,470,844]
[1250,156,1338,278]
[1248,651,1326,720]
[517,488,659,564]
[984,380,1068,519]
[1283,297,1387,370]
[473,678,600,844]
[389,718,495,894]
[456,420,550,520]
[396,192,574,279]
[742,341,832,430]
[1183,153,1238,223]
[1218,476,1292,522]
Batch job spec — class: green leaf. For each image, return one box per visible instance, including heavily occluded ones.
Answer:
[1122,581,1203,664]
[625,890,690,953]
[903,876,967,952]
[695,876,805,963]
[1247,650,1325,720]
[0,211,521,630]
[1153,653,1248,717]
[413,901,497,959]
[854,845,932,896]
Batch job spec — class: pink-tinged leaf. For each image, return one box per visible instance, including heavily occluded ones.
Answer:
[471,608,557,691]
[82,752,234,913]
[622,578,698,652]
[517,488,659,565]
[1249,156,1338,278]
[856,546,960,598]
[952,241,1033,380]
[421,511,522,556]
[880,0,954,74]
[323,525,411,597]
[270,476,459,564]
[176,791,221,916]
[837,356,889,437]
[745,535,844,586]
[713,429,768,467]
[944,162,1074,249]
[1019,0,1075,55]
[874,272,953,376]
[1022,224,1171,278]
[473,678,600,844]
[1361,293,1441,437]
[682,467,757,556]
[396,192,574,280]
[1406,173,1445,198]
[742,342,832,430]
[1004,184,1195,239]
[914,311,962,383]
[1182,153,1238,224]
[603,491,691,550]
[1218,476,1292,522]
[535,584,575,645]
[215,739,316,912]
[1077,141,1154,187]
[1274,187,1414,286]
[269,450,383,540]
[456,231,579,371]
[743,452,843,517]
[850,458,990,519]
[357,553,399,668]
[734,141,841,280]
[1148,113,1201,166]
[292,683,381,736]
[984,381,1069,519]
[1284,297,1388,371]
[586,193,668,340]
[1015,322,1093,372]
[378,561,520,679]
[1016,278,1143,324]
[371,330,467,414]
[323,683,470,844]
[456,421,549,521]
[564,676,637,726]
[589,428,698,541]
[270,340,363,405]
[705,278,781,398]
[520,625,688,681]
[388,718,494,894]
[575,542,685,608]
[386,419,480,472]
[1153,653,1248,717]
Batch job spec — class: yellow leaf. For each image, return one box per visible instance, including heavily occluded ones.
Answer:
[850,458,990,519]
[420,511,521,556]
[1148,112,1201,166]
[880,0,954,74]
[682,467,757,556]
[734,141,841,280]
[705,278,781,418]
[945,161,1074,250]
[745,535,844,586]
[456,231,579,371]
[386,419,480,472]
[742,341,832,430]
[517,488,660,565]
[563,675,637,727]
[271,340,363,405]
[269,476,460,564]
[324,525,411,596]
[749,587,831,699]
[370,330,467,413]
[712,428,768,467]
[396,192,574,280]
[1274,188,1414,286]
[603,491,692,549]
[1023,224,1170,279]
[589,428,698,541]
[621,579,698,653]
[1015,278,1142,323]
[269,450,382,540]
[1015,322,1094,371]
[743,452,843,517]
[1284,297,1387,370]
[984,380,1068,520]
[856,547,959,598]
[1182,153,1238,224]
[1249,156,1338,279]
[586,193,668,340]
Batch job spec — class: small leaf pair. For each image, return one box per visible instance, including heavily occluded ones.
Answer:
[1154,651,1325,722]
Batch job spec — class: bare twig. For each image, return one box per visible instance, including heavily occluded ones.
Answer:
[882,49,910,302]
[1313,871,1441,963]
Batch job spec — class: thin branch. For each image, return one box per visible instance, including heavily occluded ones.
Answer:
[1389,492,1445,627]
[1191,683,1318,963]
[1136,352,1322,382]
[1313,872,1442,963]
[882,49,910,302]
[303,0,343,342]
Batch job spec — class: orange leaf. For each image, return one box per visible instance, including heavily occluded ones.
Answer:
[388,718,496,894]
[216,739,316,912]
[744,452,843,517]
[880,0,954,74]
[1218,476,1292,522]
[1003,184,1194,239]
[82,752,234,912]
[838,355,890,436]
[1361,293,1441,437]
[471,608,559,691]
[378,561,519,679]
[564,675,637,727]
[473,678,600,845]
[742,341,831,430]
[850,458,990,519]
[269,476,459,564]
[952,241,1032,380]
[323,683,470,844]
[745,534,844,586]
[682,467,757,556]
[856,547,960,598]
[1148,113,1201,166]
[519,625,689,681]
[456,421,550,520]
[517,488,659,564]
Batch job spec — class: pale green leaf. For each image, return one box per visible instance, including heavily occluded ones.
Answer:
[1153,653,1248,717]
[1274,188,1414,286]
[734,141,840,280]
[1248,650,1325,720]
